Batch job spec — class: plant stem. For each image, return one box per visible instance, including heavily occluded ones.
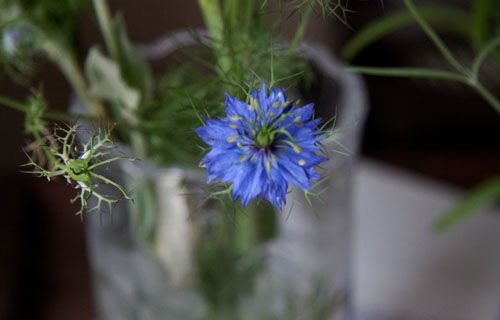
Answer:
[471,37,500,80]
[224,0,238,33]
[403,0,469,76]
[340,5,472,61]
[198,0,231,73]
[92,0,118,59]
[347,66,467,82]
[0,94,97,121]
[349,2,500,115]
[93,0,149,157]
[289,0,314,51]
[434,176,500,232]
[41,40,107,118]
[349,66,500,114]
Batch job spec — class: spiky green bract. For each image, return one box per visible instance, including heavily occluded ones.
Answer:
[141,1,312,167]
[196,83,327,209]
[285,0,354,25]
[27,125,133,215]
[22,95,133,215]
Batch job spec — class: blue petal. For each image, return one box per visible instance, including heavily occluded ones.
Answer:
[275,157,312,190]
[294,103,315,122]
[231,161,255,203]
[225,93,255,121]
[198,82,328,209]
[202,148,242,183]
[262,167,288,208]
[240,161,265,206]
[258,81,268,111]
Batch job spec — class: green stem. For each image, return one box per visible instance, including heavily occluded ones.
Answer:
[198,0,231,73]
[349,1,500,116]
[32,130,60,167]
[93,0,148,157]
[224,0,239,33]
[348,66,467,82]
[403,0,469,76]
[472,37,500,80]
[0,94,97,122]
[349,66,500,114]
[92,0,118,59]
[289,0,314,51]
[340,5,472,60]
[434,176,500,232]
[41,40,107,118]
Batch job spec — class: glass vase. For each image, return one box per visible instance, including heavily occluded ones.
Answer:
[81,31,368,320]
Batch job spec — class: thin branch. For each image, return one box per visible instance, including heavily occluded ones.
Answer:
[403,0,469,76]
[348,66,466,82]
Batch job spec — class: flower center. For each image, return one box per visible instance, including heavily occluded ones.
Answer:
[255,127,275,149]
[67,159,91,183]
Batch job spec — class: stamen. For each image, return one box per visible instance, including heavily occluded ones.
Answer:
[293,144,303,153]
[266,159,272,170]
[226,136,237,143]
[249,98,259,110]
[298,159,306,166]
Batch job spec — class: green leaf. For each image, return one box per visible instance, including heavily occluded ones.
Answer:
[340,5,472,61]
[472,0,500,44]
[472,37,500,78]
[472,0,500,61]
[434,177,500,232]
[84,47,140,110]
[110,14,152,102]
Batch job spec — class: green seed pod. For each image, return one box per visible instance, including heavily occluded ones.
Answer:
[67,159,91,184]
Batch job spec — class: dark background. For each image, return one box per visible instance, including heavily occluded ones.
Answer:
[1,1,499,319]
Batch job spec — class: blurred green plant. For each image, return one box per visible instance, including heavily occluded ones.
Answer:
[435,177,500,231]
[342,0,500,229]
[345,0,500,113]
[0,0,353,317]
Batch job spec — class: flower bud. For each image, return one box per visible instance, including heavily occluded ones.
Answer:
[1,25,35,56]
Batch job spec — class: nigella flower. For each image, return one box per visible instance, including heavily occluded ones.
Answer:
[1,25,34,56]
[195,82,327,209]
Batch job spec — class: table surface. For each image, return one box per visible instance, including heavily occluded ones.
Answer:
[353,160,500,320]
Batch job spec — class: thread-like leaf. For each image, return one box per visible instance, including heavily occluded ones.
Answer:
[435,178,500,232]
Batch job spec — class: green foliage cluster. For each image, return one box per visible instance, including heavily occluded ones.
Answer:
[0,0,87,79]
[142,0,314,165]
[342,0,500,229]
[0,0,499,317]
[21,91,132,215]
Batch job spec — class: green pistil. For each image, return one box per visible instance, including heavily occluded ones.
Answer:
[255,127,275,148]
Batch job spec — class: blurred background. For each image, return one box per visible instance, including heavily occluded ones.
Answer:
[0,0,499,319]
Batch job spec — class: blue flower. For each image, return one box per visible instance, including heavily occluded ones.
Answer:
[195,82,327,209]
[2,25,34,56]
